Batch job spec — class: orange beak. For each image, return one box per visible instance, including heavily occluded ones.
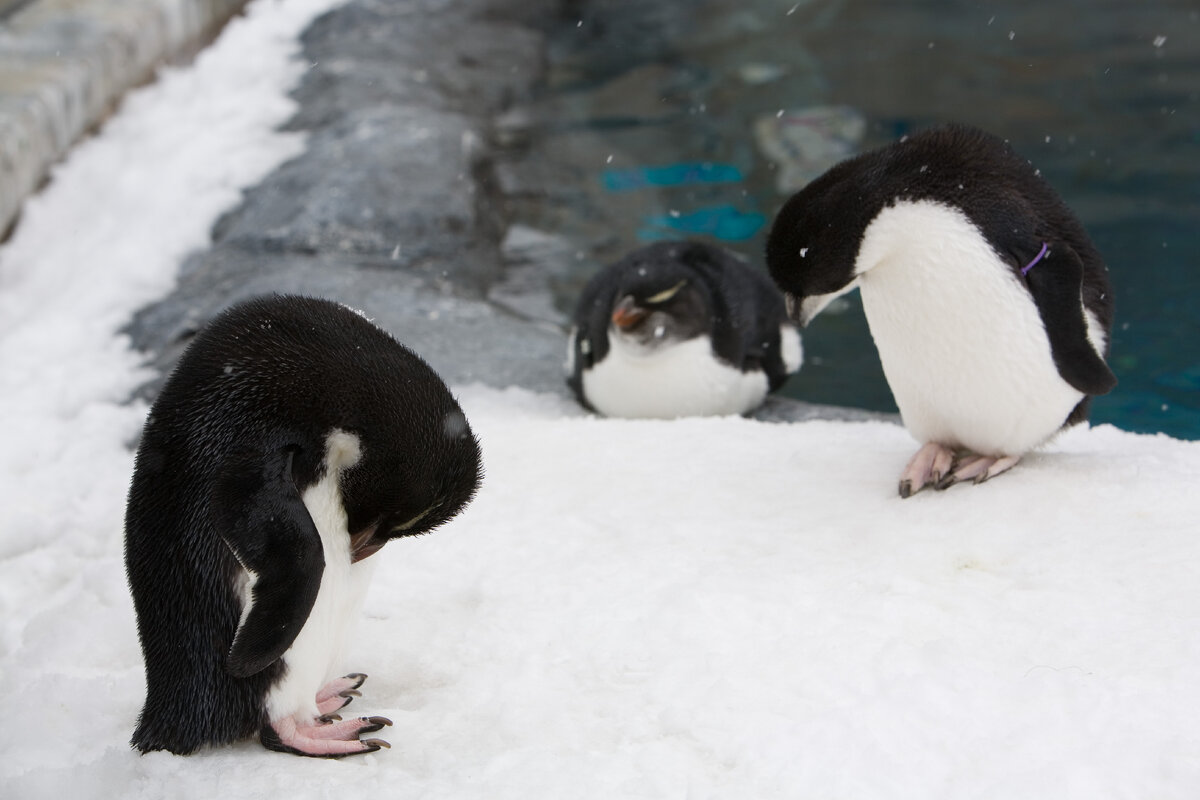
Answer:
[612,297,647,331]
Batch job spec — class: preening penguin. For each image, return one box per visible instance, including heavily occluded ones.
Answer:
[124,295,482,757]
[566,241,802,418]
[766,124,1116,496]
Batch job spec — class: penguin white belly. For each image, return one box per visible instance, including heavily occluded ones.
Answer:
[582,333,768,419]
[264,435,376,723]
[856,201,1088,456]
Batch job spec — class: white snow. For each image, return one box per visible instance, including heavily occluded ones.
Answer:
[2,0,1200,798]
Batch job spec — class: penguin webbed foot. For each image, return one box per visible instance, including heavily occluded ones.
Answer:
[261,713,393,758]
[935,453,1020,490]
[899,444,1020,497]
[315,672,368,715]
[898,442,956,498]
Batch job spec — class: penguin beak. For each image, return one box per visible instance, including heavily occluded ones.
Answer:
[784,293,802,324]
[788,279,860,327]
[612,296,648,331]
[785,292,823,328]
[350,523,384,563]
[793,294,830,328]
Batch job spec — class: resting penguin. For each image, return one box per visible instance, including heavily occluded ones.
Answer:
[566,241,802,418]
[765,124,1116,497]
[125,294,482,757]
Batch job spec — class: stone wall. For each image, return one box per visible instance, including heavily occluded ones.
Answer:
[0,0,247,235]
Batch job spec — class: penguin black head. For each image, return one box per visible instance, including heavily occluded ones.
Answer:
[191,295,483,562]
[336,403,482,561]
[605,243,714,349]
[765,148,887,326]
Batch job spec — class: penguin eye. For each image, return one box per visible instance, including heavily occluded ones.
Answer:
[645,280,687,304]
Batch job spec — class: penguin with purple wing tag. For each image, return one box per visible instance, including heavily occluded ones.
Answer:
[766,124,1116,496]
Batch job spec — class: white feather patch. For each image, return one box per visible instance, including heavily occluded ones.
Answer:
[582,334,768,418]
[265,430,376,723]
[780,324,804,374]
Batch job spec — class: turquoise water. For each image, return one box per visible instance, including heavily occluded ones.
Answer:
[526,1,1199,439]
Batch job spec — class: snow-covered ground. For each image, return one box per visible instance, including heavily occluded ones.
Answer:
[2,1,1199,797]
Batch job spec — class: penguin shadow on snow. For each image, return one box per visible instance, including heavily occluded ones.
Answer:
[566,240,804,419]
[124,294,482,759]
[766,123,1117,497]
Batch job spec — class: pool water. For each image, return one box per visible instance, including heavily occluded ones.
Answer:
[513,0,1199,439]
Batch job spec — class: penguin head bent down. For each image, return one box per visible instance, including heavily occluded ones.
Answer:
[173,294,484,560]
[335,404,482,562]
[765,154,877,325]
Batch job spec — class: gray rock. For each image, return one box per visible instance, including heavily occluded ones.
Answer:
[126,0,588,409]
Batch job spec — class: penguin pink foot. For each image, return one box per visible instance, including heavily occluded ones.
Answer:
[262,714,392,758]
[935,453,1021,490]
[898,442,956,498]
[315,673,367,715]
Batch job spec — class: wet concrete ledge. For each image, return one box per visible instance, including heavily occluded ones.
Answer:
[0,0,247,236]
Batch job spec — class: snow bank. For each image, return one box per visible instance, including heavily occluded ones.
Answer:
[0,0,337,642]
[5,385,1200,799]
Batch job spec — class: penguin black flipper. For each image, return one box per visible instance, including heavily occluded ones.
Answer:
[214,443,325,679]
[1016,240,1118,397]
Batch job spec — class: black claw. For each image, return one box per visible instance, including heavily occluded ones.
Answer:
[319,713,342,724]
[898,480,913,498]
[362,738,391,750]
[344,673,368,689]
[339,689,362,699]
[934,474,957,491]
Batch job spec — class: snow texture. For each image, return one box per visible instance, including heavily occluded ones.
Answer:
[2,1,1199,798]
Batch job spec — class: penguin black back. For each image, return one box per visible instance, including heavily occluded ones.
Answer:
[125,294,481,755]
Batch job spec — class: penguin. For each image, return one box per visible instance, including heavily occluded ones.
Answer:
[124,294,482,757]
[765,123,1116,497]
[566,241,803,418]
